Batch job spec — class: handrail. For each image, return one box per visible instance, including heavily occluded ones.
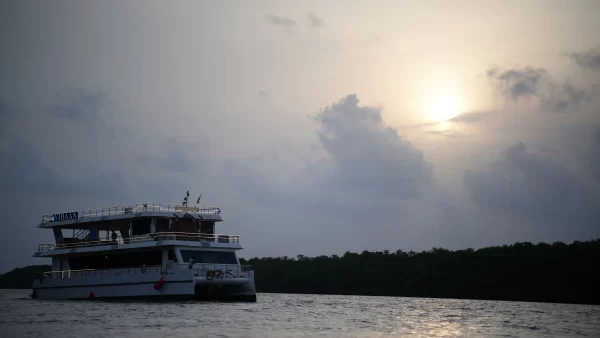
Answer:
[42,265,162,279]
[39,264,250,280]
[37,231,241,253]
[41,203,222,223]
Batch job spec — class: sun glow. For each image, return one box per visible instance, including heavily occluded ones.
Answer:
[425,94,461,122]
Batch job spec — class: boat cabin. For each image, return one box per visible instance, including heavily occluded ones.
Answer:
[35,203,243,277]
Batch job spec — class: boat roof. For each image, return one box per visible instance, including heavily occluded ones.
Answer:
[38,203,223,228]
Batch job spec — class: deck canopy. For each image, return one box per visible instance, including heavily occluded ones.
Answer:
[38,203,223,228]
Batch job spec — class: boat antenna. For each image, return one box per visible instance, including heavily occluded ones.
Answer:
[183,190,189,207]
[196,194,202,204]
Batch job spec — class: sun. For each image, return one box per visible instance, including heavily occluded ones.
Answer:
[425,94,460,122]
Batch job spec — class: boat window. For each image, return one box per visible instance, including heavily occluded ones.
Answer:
[156,218,170,232]
[200,221,215,235]
[180,250,237,264]
[69,250,162,270]
[168,249,175,261]
[131,218,151,236]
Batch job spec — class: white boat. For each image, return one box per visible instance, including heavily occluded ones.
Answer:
[31,198,257,301]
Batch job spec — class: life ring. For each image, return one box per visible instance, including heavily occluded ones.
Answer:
[154,278,165,290]
[141,265,147,273]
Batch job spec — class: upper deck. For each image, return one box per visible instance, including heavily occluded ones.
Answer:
[39,203,223,228]
[35,202,241,257]
[34,231,243,257]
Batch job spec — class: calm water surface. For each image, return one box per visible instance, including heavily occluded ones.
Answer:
[1,290,598,337]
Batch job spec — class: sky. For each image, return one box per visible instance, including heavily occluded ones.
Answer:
[1,0,600,272]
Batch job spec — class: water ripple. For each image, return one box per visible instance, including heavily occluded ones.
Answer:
[0,290,598,337]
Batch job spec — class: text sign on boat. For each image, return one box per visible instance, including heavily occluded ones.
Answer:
[50,212,79,222]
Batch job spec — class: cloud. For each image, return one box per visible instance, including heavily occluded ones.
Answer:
[316,94,435,199]
[587,127,600,182]
[0,98,11,143]
[221,92,453,255]
[487,66,547,101]
[50,88,109,123]
[449,111,494,123]
[486,66,597,113]
[0,141,130,199]
[307,13,324,28]
[409,111,493,136]
[543,83,590,112]
[426,129,462,138]
[567,47,600,71]
[0,98,7,118]
[222,159,287,207]
[265,14,296,29]
[1,88,196,202]
[463,135,600,238]
[225,94,435,208]
[136,137,209,173]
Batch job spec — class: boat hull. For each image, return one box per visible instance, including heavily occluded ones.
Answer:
[31,268,257,302]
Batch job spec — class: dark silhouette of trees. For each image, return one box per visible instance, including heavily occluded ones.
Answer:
[0,265,50,289]
[2,239,599,305]
[242,239,600,305]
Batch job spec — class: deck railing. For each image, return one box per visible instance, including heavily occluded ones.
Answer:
[37,232,241,253]
[39,264,251,280]
[41,265,163,279]
[41,203,222,223]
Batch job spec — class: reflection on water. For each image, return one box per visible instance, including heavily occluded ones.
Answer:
[1,290,598,337]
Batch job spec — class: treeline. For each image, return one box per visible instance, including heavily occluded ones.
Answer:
[0,265,50,289]
[241,239,600,305]
[3,240,600,305]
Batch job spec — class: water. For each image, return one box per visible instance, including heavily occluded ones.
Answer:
[1,290,599,337]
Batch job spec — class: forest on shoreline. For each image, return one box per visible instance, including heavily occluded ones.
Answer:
[2,239,599,305]
[242,239,600,305]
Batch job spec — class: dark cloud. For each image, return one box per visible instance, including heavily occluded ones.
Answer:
[222,159,286,207]
[0,142,70,196]
[588,127,600,182]
[50,88,109,123]
[487,66,547,101]
[486,66,597,113]
[225,94,435,208]
[0,98,7,118]
[316,94,434,199]
[0,141,130,199]
[464,142,585,214]
[463,138,600,239]
[136,137,207,173]
[307,13,324,28]
[543,83,593,113]
[567,47,600,71]
[0,98,10,143]
[265,14,296,29]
